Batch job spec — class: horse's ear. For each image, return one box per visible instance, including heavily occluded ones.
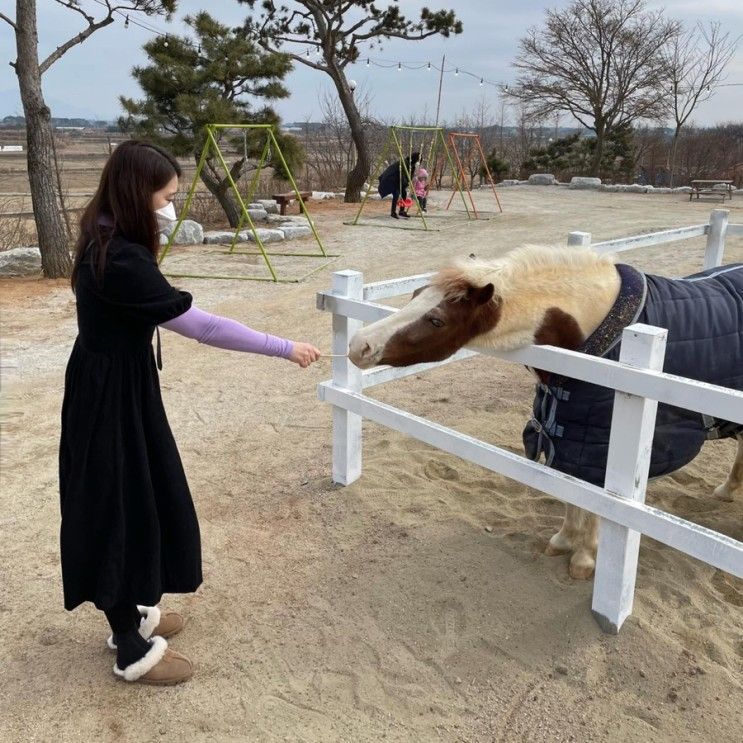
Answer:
[470,283,495,306]
[412,284,429,298]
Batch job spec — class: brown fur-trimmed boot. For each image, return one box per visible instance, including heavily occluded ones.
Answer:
[107,605,185,650]
[113,636,193,685]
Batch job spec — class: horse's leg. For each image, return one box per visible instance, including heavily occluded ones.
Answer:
[713,434,743,502]
[545,504,582,556]
[569,513,598,580]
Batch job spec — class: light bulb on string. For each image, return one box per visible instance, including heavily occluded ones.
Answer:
[124,14,129,29]
[398,62,402,72]
[455,67,459,76]
[480,78,484,86]
[306,48,310,57]
[366,58,370,67]
[163,37,169,48]
[427,61,431,70]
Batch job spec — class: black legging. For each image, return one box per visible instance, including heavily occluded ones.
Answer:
[104,603,140,634]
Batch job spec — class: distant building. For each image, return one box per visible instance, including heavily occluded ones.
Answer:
[0,145,23,153]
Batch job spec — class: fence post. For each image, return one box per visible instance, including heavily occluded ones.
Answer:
[703,209,729,270]
[591,323,667,634]
[330,270,364,485]
[567,231,591,247]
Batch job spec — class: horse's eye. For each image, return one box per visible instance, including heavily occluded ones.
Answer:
[429,317,445,328]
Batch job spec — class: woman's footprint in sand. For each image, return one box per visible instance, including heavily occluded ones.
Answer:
[423,459,459,481]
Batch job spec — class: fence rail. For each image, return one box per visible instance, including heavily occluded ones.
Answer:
[317,208,743,634]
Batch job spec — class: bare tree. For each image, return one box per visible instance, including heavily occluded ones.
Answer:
[239,1,462,202]
[0,1,175,278]
[663,22,738,187]
[509,0,679,176]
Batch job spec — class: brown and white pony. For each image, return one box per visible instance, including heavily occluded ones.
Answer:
[348,245,743,579]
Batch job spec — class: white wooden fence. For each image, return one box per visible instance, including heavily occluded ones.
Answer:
[316,208,743,633]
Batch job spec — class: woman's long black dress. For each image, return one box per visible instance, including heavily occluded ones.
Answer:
[59,236,202,611]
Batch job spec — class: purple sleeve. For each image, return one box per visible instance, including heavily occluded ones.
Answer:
[161,305,294,359]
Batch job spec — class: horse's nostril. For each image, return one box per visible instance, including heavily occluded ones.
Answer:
[362,341,371,357]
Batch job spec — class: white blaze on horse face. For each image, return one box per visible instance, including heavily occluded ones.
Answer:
[349,286,445,368]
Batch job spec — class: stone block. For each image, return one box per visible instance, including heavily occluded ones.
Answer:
[247,208,268,222]
[160,219,204,245]
[257,199,279,214]
[528,173,556,185]
[279,225,313,239]
[203,230,240,244]
[241,228,285,243]
[569,177,602,189]
[0,247,41,276]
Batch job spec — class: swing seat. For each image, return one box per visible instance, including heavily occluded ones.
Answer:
[272,191,312,216]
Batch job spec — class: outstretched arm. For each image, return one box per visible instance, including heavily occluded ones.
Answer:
[162,305,300,359]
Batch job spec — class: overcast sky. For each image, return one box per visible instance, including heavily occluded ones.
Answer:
[1,1,742,127]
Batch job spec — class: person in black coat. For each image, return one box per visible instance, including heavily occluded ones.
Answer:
[378,151,420,218]
[60,141,321,685]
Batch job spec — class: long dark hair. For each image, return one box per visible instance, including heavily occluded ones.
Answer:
[71,140,181,289]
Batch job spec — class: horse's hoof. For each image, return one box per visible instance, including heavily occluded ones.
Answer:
[712,483,735,502]
[569,554,595,580]
[544,543,571,557]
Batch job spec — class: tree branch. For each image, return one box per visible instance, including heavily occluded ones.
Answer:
[0,11,18,30]
[52,0,96,25]
[39,16,115,74]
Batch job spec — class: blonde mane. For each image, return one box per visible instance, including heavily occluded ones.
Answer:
[433,245,616,302]
[433,244,620,351]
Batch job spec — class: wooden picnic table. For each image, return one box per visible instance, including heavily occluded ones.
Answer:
[272,190,312,216]
[689,179,734,202]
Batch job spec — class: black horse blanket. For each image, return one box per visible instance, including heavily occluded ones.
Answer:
[523,263,743,486]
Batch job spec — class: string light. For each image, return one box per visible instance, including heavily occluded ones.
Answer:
[427,61,431,70]
[479,78,484,86]
[398,62,402,71]
[124,14,129,29]
[455,67,459,76]
[306,48,310,57]
[366,58,370,67]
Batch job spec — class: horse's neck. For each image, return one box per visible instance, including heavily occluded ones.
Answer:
[475,259,621,352]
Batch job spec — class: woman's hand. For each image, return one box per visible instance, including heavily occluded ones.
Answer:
[289,342,322,368]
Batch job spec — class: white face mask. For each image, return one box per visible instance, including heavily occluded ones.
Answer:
[155,202,177,230]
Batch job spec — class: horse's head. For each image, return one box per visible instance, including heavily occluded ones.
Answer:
[349,270,501,368]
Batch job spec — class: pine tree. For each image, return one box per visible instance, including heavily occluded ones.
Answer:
[120,12,300,226]
[240,1,462,202]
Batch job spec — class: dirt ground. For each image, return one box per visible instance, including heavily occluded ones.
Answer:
[1,187,742,742]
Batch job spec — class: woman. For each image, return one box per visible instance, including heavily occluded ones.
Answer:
[378,151,420,219]
[60,140,320,685]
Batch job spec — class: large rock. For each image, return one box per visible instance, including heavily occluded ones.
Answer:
[203,230,240,244]
[625,184,649,193]
[257,199,279,214]
[497,179,521,187]
[0,247,42,276]
[247,208,268,222]
[569,177,602,189]
[160,219,204,245]
[528,173,556,185]
[673,186,692,193]
[279,225,313,239]
[240,228,285,243]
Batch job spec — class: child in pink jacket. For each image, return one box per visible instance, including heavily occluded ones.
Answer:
[413,164,428,212]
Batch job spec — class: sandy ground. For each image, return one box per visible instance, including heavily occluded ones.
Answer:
[1,187,742,742]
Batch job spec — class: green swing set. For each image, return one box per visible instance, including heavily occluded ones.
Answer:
[348,125,472,231]
[159,123,337,283]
